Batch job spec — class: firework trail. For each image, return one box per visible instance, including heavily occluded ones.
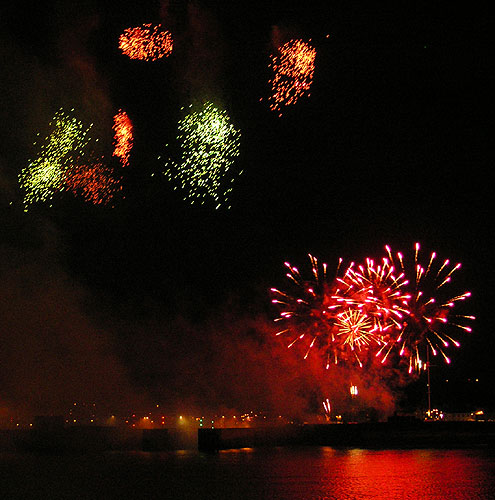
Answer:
[266,39,316,116]
[19,109,93,210]
[163,102,241,209]
[112,110,133,167]
[119,24,173,61]
[322,398,331,417]
[377,243,475,373]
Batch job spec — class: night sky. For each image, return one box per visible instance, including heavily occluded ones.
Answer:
[0,1,492,419]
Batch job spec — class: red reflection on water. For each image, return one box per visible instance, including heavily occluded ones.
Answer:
[244,447,494,500]
[317,448,490,499]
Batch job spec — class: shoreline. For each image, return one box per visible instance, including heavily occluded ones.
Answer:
[2,421,495,453]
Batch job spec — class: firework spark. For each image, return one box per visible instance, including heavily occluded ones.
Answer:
[113,110,133,167]
[266,39,316,116]
[19,109,92,210]
[163,102,241,209]
[119,24,173,61]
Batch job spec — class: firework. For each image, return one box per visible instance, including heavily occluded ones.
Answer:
[163,102,241,209]
[335,309,383,367]
[19,109,92,210]
[266,39,316,116]
[64,161,122,206]
[119,24,173,61]
[376,243,474,373]
[113,110,133,167]
[271,254,375,368]
[322,398,331,415]
[271,245,474,374]
[340,257,411,335]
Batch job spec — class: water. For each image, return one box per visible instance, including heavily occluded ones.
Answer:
[1,447,494,499]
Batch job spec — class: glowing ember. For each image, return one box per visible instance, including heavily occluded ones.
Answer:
[112,110,133,167]
[267,39,316,116]
[119,24,173,61]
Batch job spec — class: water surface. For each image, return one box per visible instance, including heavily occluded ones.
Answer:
[1,447,494,499]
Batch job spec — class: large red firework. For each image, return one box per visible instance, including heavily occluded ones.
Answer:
[271,255,382,368]
[271,245,474,374]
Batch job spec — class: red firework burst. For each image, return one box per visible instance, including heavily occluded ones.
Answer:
[376,243,475,373]
[271,245,474,375]
[113,110,133,167]
[266,39,316,116]
[119,24,173,61]
[64,161,122,205]
[271,255,378,368]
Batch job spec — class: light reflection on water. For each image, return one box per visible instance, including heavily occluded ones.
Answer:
[1,447,494,499]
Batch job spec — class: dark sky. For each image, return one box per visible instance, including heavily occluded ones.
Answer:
[0,1,492,418]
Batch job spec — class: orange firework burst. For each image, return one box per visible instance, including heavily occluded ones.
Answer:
[335,309,383,368]
[64,161,122,205]
[267,39,316,116]
[119,23,173,61]
[113,110,133,167]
